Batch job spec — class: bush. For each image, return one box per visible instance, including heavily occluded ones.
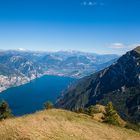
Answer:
[44,101,53,110]
[86,105,98,116]
[103,102,121,126]
[75,108,84,113]
[0,101,12,120]
[86,105,105,116]
[125,123,140,132]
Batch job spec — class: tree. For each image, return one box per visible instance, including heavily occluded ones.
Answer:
[104,102,120,126]
[75,107,84,113]
[0,101,12,120]
[44,101,53,110]
[85,105,95,116]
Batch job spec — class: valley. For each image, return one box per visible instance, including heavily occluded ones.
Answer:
[0,47,140,126]
[0,75,75,116]
[0,50,118,92]
[0,0,139,139]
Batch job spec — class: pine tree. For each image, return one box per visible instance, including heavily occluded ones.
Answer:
[104,102,120,126]
[0,101,12,120]
[44,101,53,110]
[75,107,84,113]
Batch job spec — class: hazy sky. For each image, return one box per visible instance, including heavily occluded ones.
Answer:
[0,0,140,54]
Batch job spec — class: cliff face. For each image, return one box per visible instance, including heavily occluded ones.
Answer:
[56,47,140,123]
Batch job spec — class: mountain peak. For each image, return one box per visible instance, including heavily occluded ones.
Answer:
[56,47,140,123]
[134,46,140,54]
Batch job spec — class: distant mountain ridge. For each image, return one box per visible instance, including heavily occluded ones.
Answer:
[0,50,118,92]
[56,46,140,123]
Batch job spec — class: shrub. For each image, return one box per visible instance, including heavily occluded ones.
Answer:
[0,101,12,120]
[103,102,121,126]
[75,108,84,113]
[44,101,53,110]
[86,105,97,116]
[125,122,140,132]
[86,105,105,116]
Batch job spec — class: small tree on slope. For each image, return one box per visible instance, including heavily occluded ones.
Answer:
[0,101,12,120]
[104,102,121,126]
[44,101,53,110]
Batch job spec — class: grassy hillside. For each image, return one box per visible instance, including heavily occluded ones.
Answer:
[0,109,140,140]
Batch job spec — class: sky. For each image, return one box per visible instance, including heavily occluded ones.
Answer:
[0,0,140,54]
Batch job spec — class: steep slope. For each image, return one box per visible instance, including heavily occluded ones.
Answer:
[56,46,140,123]
[0,109,139,140]
[0,52,42,92]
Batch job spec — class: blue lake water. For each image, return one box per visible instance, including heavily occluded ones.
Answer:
[0,75,75,116]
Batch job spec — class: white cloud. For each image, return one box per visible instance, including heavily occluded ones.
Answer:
[88,1,93,6]
[89,1,97,6]
[82,1,87,6]
[110,43,125,49]
[17,48,28,51]
[81,1,98,6]
[109,43,140,52]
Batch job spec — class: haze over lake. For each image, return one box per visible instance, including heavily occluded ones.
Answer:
[0,75,75,116]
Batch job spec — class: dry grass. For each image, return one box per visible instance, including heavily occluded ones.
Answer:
[0,109,139,140]
[134,46,140,53]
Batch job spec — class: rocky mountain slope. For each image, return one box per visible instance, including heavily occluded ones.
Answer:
[56,46,140,123]
[0,51,42,92]
[0,109,139,140]
[0,50,118,92]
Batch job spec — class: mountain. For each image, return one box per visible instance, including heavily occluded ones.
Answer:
[56,46,140,123]
[0,51,42,92]
[0,50,118,92]
[0,109,139,140]
[39,51,118,78]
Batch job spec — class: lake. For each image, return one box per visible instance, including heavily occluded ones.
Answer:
[0,75,75,116]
